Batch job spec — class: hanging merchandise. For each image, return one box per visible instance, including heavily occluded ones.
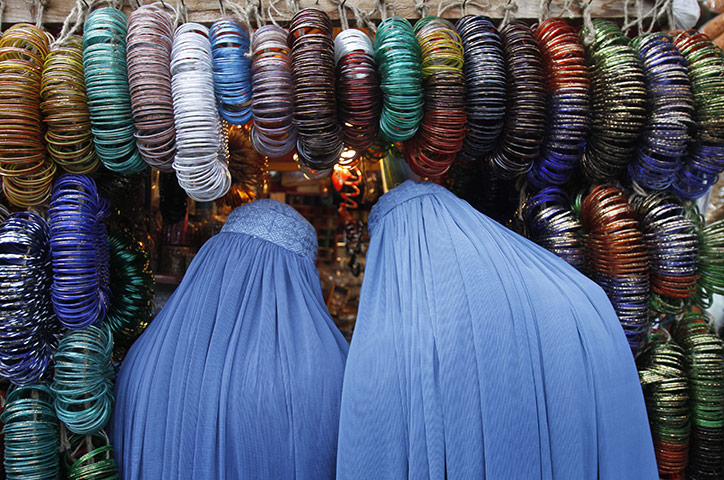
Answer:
[582,20,647,182]
[83,8,146,175]
[581,185,650,353]
[1,385,60,480]
[374,17,424,143]
[523,187,585,271]
[333,161,364,276]
[489,21,545,178]
[250,24,297,157]
[126,3,177,171]
[41,36,99,175]
[51,323,115,435]
[220,124,267,208]
[694,214,724,309]
[336,180,657,479]
[209,18,253,125]
[63,430,119,479]
[288,9,343,175]
[672,313,724,480]
[671,30,724,199]
[403,16,466,177]
[630,33,694,192]
[528,18,590,188]
[170,23,231,202]
[0,24,56,207]
[0,212,58,385]
[106,231,154,346]
[637,331,690,479]
[455,15,505,160]
[48,174,110,330]
[335,28,381,153]
[112,200,348,479]
[634,193,698,314]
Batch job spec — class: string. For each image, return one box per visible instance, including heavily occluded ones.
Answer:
[225,0,253,39]
[52,0,89,48]
[267,0,283,26]
[501,0,517,27]
[34,0,49,28]
[578,0,595,46]
[338,0,349,31]
[0,0,5,34]
[539,0,552,23]
[414,0,428,17]
[285,0,299,15]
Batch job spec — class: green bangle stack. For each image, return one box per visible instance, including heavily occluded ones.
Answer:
[374,17,424,143]
[83,8,145,175]
[64,431,119,479]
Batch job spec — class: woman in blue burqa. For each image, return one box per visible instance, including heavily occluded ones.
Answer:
[111,200,348,479]
[336,180,657,479]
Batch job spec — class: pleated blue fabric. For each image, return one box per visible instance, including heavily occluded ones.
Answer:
[337,181,657,480]
[111,199,348,480]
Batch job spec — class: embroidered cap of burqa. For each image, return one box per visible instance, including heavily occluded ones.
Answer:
[112,199,348,479]
[336,181,657,479]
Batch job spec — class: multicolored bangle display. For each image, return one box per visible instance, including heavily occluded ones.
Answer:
[671,30,724,199]
[0,212,58,385]
[83,8,145,174]
[404,16,466,177]
[582,185,650,353]
[630,33,693,192]
[126,3,177,171]
[528,18,590,188]
[48,174,110,330]
[523,187,585,271]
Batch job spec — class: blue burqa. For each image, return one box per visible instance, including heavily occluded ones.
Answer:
[337,181,657,479]
[111,200,348,479]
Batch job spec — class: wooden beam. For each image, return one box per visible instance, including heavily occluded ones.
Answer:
[3,0,654,28]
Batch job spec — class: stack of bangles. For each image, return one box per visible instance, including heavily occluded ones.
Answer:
[0,24,56,207]
[581,185,650,353]
[83,8,145,174]
[404,16,466,177]
[634,193,698,314]
[210,18,253,125]
[528,18,590,188]
[694,212,724,309]
[63,431,119,479]
[250,25,297,157]
[126,3,177,171]
[523,187,585,271]
[335,28,381,153]
[671,30,724,199]
[48,174,110,330]
[0,212,58,385]
[41,35,99,175]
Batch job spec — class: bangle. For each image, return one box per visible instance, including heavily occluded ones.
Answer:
[528,18,590,188]
[0,212,58,385]
[288,8,343,176]
[63,430,119,479]
[48,174,111,329]
[490,21,546,179]
[210,18,253,125]
[403,16,466,178]
[127,3,177,171]
[374,16,423,143]
[250,24,297,157]
[41,35,99,175]
[455,15,505,160]
[83,7,146,174]
[51,323,115,435]
[581,20,647,182]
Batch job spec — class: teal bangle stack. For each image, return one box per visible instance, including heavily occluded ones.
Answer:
[83,8,145,175]
[374,17,424,143]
